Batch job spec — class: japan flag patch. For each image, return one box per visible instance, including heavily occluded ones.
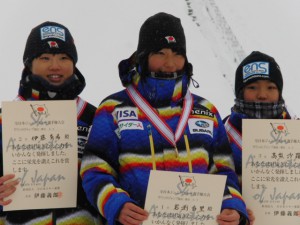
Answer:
[165,36,176,43]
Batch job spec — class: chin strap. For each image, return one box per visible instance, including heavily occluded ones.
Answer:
[191,77,199,88]
[149,71,184,80]
[147,62,194,81]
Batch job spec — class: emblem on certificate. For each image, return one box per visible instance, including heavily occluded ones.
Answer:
[143,170,226,225]
[243,119,300,225]
[2,100,78,211]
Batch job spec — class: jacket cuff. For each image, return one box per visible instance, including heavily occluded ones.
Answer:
[104,194,136,225]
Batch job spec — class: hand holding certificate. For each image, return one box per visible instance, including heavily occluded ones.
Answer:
[2,100,78,211]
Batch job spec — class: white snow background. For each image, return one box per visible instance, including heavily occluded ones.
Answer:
[1,0,300,118]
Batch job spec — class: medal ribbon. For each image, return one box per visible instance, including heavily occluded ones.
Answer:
[126,84,193,148]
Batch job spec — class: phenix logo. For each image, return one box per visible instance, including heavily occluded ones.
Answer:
[270,122,289,135]
[30,104,49,117]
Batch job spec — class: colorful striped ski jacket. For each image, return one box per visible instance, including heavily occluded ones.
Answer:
[0,69,102,225]
[80,59,248,225]
[224,108,291,187]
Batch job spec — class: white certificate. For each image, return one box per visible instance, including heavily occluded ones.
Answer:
[2,100,78,211]
[243,119,300,225]
[143,170,227,225]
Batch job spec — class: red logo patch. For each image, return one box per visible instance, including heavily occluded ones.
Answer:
[48,41,59,48]
[165,36,176,43]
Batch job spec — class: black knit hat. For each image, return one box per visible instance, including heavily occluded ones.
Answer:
[23,21,77,66]
[136,12,186,74]
[235,51,283,97]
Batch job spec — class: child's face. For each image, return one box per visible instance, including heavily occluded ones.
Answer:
[243,80,280,102]
[31,53,74,86]
[148,48,185,75]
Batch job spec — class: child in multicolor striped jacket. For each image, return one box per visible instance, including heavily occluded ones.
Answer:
[80,12,248,225]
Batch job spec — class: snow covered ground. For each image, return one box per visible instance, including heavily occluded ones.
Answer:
[1,0,300,118]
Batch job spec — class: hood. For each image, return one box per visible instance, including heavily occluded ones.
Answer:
[118,53,191,107]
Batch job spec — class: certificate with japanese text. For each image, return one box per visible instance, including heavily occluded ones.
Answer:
[143,170,227,225]
[243,119,300,225]
[2,100,78,211]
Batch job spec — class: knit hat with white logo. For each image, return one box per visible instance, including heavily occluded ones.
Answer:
[136,12,187,75]
[235,51,283,97]
[23,21,77,67]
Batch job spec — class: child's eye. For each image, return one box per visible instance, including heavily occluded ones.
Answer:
[175,52,183,56]
[39,56,49,60]
[156,51,164,55]
[245,85,256,90]
[269,86,278,90]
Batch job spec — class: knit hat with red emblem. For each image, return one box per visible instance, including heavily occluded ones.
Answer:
[136,12,187,75]
[23,21,78,67]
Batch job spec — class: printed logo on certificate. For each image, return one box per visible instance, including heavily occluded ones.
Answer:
[243,119,300,225]
[143,170,226,225]
[2,100,78,211]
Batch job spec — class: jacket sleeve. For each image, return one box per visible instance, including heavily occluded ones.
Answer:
[80,99,136,225]
[211,110,249,224]
[0,113,3,213]
[0,113,3,177]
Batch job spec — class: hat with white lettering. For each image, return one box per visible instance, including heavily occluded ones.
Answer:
[235,51,283,97]
[23,21,78,66]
